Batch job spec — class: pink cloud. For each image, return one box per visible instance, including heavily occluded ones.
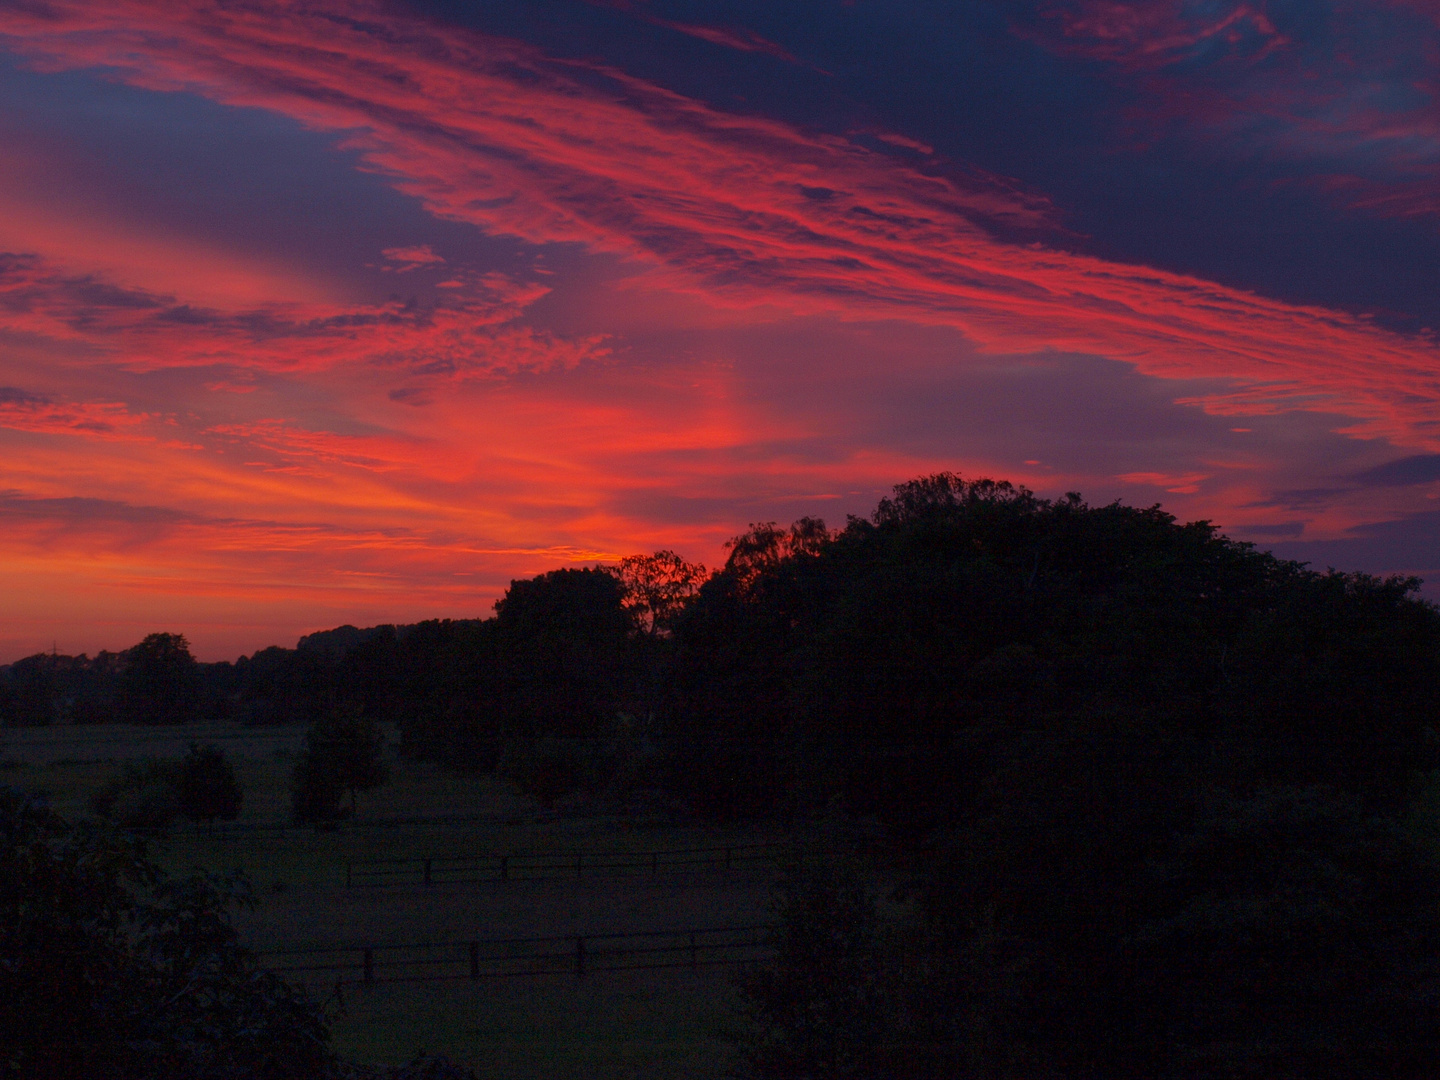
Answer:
[0,386,153,441]
[382,244,446,271]
[1117,470,1211,495]
[0,251,600,376]
[0,0,1434,450]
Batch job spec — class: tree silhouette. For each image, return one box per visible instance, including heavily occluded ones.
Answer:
[615,550,708,637]
[291,706,389,822]
[177,743,242,829]
[118,632,199,725]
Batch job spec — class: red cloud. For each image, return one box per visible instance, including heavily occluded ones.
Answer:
[0,251,603,376]
[382,244,446,271]
[0,1,1435,450]
[0,385,153,441]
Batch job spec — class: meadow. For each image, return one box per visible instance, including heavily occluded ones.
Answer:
[0,722,790,1078]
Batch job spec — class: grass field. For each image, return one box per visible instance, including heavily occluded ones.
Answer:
[2,721,786,1075]
[327,968,747,1080]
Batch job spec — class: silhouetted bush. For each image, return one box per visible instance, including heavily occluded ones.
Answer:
[0,788,333,1080]
[89,759,183,830]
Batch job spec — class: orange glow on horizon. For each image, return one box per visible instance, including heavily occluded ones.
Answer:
[0,0,1436,660]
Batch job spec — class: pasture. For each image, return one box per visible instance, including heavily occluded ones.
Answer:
[0,722,788,1076]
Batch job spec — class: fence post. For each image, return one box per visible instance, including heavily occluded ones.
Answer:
[690,932,698,970]
[576,853,583,878]
[575,936,586,978]
[469,942,479,979]
[423,858,432,886]
[363,948,374,985]
[500,855,508,882]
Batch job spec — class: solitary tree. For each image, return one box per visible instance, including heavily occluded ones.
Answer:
[291,705,389,822]
[177,742,242,830]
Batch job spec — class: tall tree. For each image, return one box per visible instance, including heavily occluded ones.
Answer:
[291,706,389,821]
[118,633,199,725]
[489,567,635,737]
[177,743,243,829]
[615,551,709,637]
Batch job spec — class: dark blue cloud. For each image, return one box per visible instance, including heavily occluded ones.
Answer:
[1268,510,1440,597]
[1352,455,1440,487]
[408,0,1440,330]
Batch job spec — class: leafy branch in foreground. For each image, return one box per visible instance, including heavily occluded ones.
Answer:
[1,788,478,1080]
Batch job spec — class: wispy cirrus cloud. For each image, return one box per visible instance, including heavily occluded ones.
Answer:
[0,384,153,440]
[0,251,603,376]
[1025,1,1440,225]
[0,0,1435,449]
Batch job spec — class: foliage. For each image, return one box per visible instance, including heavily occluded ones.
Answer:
[178,742,243,826]
[89,758,184,830]
[0,787,334,1080]
[291,706,390,822]
[615,550,709,637]
[735,852,931,1080]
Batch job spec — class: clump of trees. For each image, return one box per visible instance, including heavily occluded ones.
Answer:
[90,743,243,832]
[707,475,1440,1077]
[11,471,1440,1074]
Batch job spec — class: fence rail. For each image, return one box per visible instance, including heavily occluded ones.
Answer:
[345,842,791,887]
[189,811,535,839]
[257,924,775,986]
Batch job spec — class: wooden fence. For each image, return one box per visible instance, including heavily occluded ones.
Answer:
[344,842,791,887]
[191,811,530,839]
[257,924,775,986]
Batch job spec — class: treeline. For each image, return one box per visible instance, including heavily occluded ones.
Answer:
[9,473,1440,1075]
[161,473,1434,829]
[0,624,476,728]
[302,471,1440,1076]
[12,474,1436,825]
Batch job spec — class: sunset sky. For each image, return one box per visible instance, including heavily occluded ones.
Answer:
[1,0,1437,661]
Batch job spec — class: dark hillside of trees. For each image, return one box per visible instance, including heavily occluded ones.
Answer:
[6,474,1440,1075]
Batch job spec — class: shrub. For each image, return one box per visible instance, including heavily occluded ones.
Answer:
[0,788,333,1080]
[496,737,619,811]
[89,759,182,830]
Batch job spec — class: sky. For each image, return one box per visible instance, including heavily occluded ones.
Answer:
[0,0,1437,661]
